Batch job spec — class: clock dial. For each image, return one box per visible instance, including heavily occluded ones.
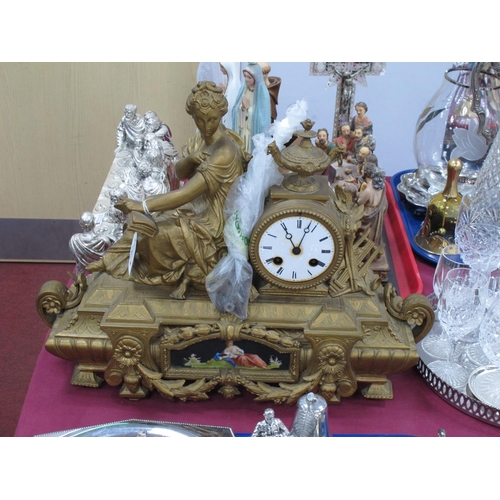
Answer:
[258,216,335,282]
[249,201,344,290]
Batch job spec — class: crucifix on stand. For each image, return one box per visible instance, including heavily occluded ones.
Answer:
[310,62,385,138]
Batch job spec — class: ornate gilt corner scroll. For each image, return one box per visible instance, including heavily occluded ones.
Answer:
[36,273,87,326]
[384,282,435,344]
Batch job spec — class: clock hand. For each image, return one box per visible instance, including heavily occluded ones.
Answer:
[296,221,312,248]
[280,222,297,248]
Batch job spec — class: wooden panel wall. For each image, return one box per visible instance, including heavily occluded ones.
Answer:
[0,62,198,219]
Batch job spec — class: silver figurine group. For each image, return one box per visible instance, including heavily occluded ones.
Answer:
[70,105,178,272]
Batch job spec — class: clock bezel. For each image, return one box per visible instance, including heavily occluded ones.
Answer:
[249,199,344,290]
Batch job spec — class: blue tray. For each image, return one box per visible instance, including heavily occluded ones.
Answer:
[390,170,439,265]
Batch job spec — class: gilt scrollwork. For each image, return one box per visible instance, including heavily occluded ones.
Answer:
[36,273,87,327]
[105,333,221,400]
[384,282,435,344]
[328,186,383,297]
[241,324,301,349]
[161,323,221,346]
[137,364,219,402]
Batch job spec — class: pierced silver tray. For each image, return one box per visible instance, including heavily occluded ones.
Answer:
[468,365,500,411]
[416,359,500,428]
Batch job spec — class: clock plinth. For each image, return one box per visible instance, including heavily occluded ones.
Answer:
[38,270,433,405]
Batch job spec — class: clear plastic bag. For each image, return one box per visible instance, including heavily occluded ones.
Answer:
[206,100,308,319]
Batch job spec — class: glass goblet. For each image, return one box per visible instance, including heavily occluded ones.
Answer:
[486,268,500,310]
[428,268,489,390]
[455,193,474,234]
[421,245,469,360]
[455,222,500,275]
[432,244,469,300]
[479,297,500,367]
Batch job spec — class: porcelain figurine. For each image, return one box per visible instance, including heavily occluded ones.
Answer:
[232,62,271,153]
[356,162,388,248]
[258,62,282,123]
[219,62,242,131]
[351,101,373,135]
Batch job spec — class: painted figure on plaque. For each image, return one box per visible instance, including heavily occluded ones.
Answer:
[115,104,146,153]
[87,81,247,300]
[219,62,242,131]
[214,341,267,368]
[350,101,373,135]
[232,62,271,153]
[252,408,290,437]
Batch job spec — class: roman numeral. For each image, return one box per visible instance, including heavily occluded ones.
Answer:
[265,258,273,264]
[319,236,328,242]
[277,267,284,275]
[317,260,326,267]
[266,233,277,238]
[262,246,272,250]
[297,220,302,229]
[292,271,297,279]
[307,270,313,276]
[321,249,331,253]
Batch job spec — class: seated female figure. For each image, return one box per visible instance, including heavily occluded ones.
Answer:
[87,81,246,299]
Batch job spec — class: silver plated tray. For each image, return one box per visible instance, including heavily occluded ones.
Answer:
[416,359,500,428]
[36,419,235,437]
[397,167,477,208]
[468,365,500,411]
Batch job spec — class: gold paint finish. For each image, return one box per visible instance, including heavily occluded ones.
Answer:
[42,271,433,404]
[37,94,434,404]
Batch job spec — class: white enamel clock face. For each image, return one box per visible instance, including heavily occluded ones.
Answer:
[256,215,336,284]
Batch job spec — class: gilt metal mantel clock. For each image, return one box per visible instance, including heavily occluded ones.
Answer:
[250,198,343,291]
[37,114,434,406]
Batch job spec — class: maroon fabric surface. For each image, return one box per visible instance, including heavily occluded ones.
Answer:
[14,254,500,438]
[0,262,75,437]
[14,340,500,437]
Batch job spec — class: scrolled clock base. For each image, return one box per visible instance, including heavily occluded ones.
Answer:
[41,271,433,405]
